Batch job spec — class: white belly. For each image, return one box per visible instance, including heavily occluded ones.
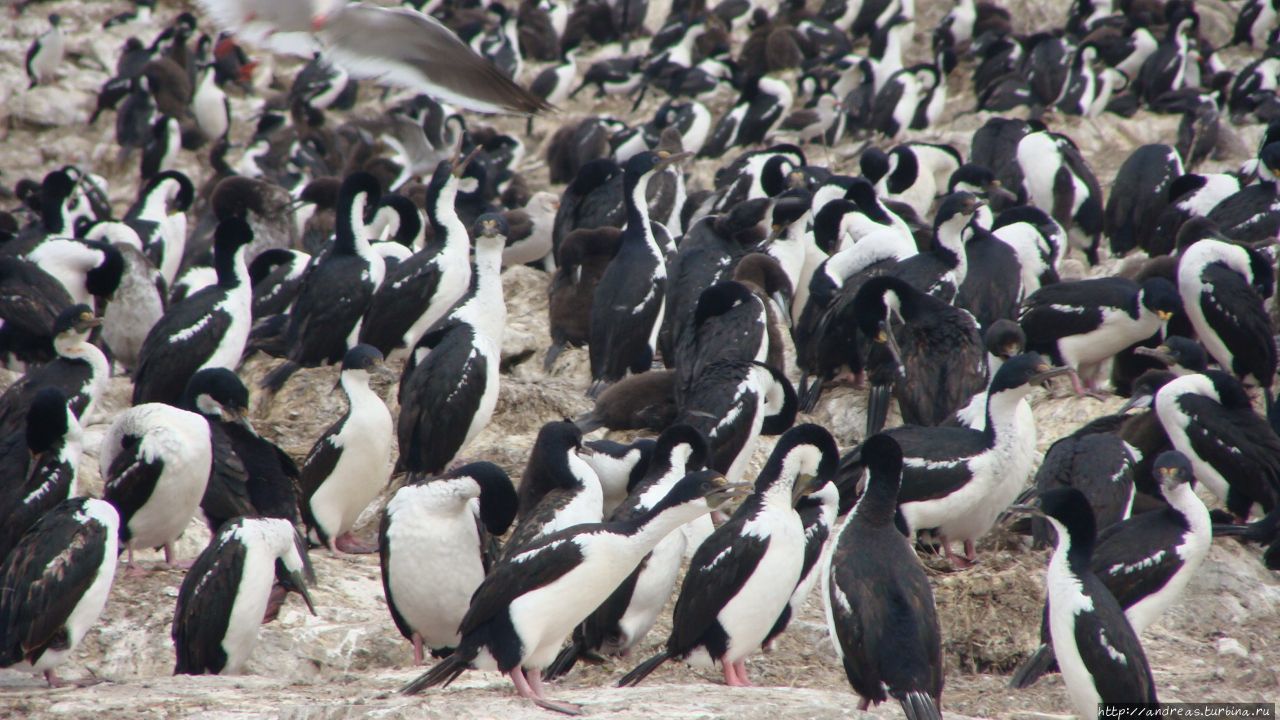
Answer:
[386,507,485,649]
[309,411,393,539]
[616,530,686,652]
[221,550,278,673]
[200,286,252,372]
[711,514,804,665]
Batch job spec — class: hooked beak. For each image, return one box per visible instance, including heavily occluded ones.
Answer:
[75,315,103,332]
[986,183,1017,206]
[877,321,904,367]
[1117,392,1154,414]
[1029,365,1071,387]
[770,290,793,328]
[576,444,597,459]
[1008,502,1044,517]
[452,146,483,178]
[223,406,255,431]
[791,472,818,505]
[286,569,317,615]
[707,481,753,509]
[1133,345,1174,366]
[654,151,693,170]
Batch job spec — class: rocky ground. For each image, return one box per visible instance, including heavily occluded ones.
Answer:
[0,0,1277,718]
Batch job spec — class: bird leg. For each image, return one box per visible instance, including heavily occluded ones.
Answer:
[124,546,148,577]
[733,660,753,687]
[163,543,195,569]
[43,669,66,688]
[519,668,582,716]
[333,532,378,554]
[963,539,978,565]
[857,697,870,711]
[413,633,425,666]
[1066,368,1107,400]
[940,536,974,570]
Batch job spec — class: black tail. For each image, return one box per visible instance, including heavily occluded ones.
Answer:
[898,691,942,720]
[616,650,669,688]
[544,341,565,372]
[402,653,468,695]
[1008,643,1056,689]
[798,374,825,413]
[865,383,892,436]
[1213,505,1280,543]
[544,640,582,681]
[260,360,300,393]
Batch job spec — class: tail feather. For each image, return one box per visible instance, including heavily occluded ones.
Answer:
[898,691,942,720]
[866,384,892,437]
[544,341,565,372]
[798,374,824,413]
[261,361,300,393]
[1009,643,1056,689]
[402,653,468,695]
[544,639,582,681]
[616,650,670,688]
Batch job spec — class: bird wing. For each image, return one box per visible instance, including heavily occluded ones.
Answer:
[1091,510,1188,609]
[201,423,256,531]
[321,4,550,115]
[889,426,991,503]
[103,432,167,535]
[458,531,587,636]
[172,524,244,674]
[397,325,486,474]
[0,506,109,667]
[1198,264,1275,380]
[668,510,767,652]
[1070,580,1159,704]
[1179,394,1280,508]
[299,421,345,505]
[194,0,318,53]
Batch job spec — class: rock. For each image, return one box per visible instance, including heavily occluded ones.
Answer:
[9,85,91,127]
[1216,637,1248,659]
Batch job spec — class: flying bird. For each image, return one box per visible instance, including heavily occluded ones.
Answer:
[194,0,551,115]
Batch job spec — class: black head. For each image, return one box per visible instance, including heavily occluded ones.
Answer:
[622,150,687,189]
[472,212,510,240]
[859,147,890,184]
[338,172,382,225]
[646,469,747,516]
[213,217,253,259]
[378,195,423,246]
[843,177,887,221]
[48,13,61,27]
[52,304,101,338]
[248,248,302,286]
[182,367,250,419]
[569,159,620,194]
[854,432,905,523]
[812,199,858,254]
[989,352,1070,395]
[933,191,985,231]
[84,241,125,298]
[341,343,385,372]
[144,170,195,212]
[760,155,798,197]
[758,362,799,436]
[1139,277,1181,318]
[984,319,1026,359]
[693,280,755,330]
[770,189,811,230]
[1260,142,1280,180]
[1153,450,1196,495]
[40,170,77,230]
[1120,369,1178,412]
[851,274,917,337]
[652,424,709,474]
[1134,336,1208,372]
[449,461,518,535]
[1035,486,1097,553]
[757,423,838,501]
[26,387,70,455]
[1174,215,1224,252]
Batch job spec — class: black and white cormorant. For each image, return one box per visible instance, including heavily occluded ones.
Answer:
[1205,142,1280,243]
[299,344,394,553]
[1176,234,1277,410]
[380,463,519,664]
[124,169,195,286]
[263,172,386,392]
[0,498,118,687]
[0,255,78,369]
[505,421,603,555]
[0,388,82,562]
[25,14,64,89]
[588,151,689,397]
[838,354,1069,568]
[618,424,835,688]
[1028,421,1138,549]
[854,273,987,436]
[24,238,124,311]
[0,305,106,438]
[131,218,252,405]
[1104,144,1184,257]
[677,359,798,485]
[953,319,1031,431]
[699,76,794,159]
[403,471,746,715]
[825,433,943,720]
[581,437,656,516]
[360,158,474,355]
[546,425,710,680]
[1155,371,1280,521]
[1013,451,1211,689]
[1019,276,1181,395]
[172,517,315,675]
[1016,488,1159,716]
[1016,130,1105,264]
[396,213,508,475]
[102,371,221,570]
[249,248,311,319]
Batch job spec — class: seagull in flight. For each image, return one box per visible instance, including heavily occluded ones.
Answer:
[195,0,551,115]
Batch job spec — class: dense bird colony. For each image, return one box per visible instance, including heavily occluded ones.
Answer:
[0,0,1278,718]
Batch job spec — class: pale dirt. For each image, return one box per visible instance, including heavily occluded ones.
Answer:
[0,0,1277,717]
